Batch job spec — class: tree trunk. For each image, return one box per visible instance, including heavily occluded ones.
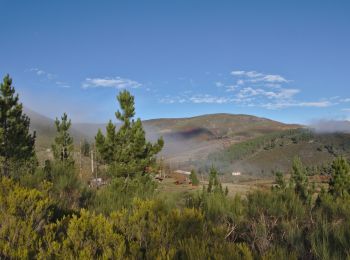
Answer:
[3,157,9,177]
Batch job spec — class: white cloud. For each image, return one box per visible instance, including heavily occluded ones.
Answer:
[342,108,350,112]
[260,74,288,83]
[264,88,300,99]
[262,101,332,109]
[237,79,244,85]
[28,68,55,79]
[189,95,232,104]
[245,71,264,78]
[231,70,245,76]
[55,81,71,88]
[82,77,142,89]
[231,69,289,83]
[160,69,334,111]
[236,87,299,100]
[159,94,233,104]
[215,81,224,87]
[225,85,238,92]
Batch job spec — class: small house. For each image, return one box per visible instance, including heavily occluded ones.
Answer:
[171,170,191,184]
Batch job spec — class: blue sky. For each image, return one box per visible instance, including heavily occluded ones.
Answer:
[1,0,350,124]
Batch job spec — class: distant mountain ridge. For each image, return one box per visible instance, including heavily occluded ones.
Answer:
[24,108,300,164]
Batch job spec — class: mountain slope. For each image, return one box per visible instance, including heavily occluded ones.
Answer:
[205,128,350,177]
[25,109,300,166]
[24,108,88,149]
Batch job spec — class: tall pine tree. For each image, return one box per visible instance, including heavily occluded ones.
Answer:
[290,157,310,203]
[0,74,36,176]
[52,113,74,165]
[95,90,163,177]
[329,157,350,198]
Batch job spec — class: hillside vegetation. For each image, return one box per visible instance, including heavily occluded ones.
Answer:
[27,109,299,164]
[3,75,350,258]
[206,128,350,176]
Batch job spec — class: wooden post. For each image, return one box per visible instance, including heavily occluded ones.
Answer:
[91,149,94,177]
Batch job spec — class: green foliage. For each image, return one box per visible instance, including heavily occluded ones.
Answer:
[4,77,350,258]
[52,113,74,165]
[0,177,54,259]
[39,209,126,259]
[207,167,224,194]
[3,157,350,258]
[273,171,286,190]
[208,128,312,164]
[95,90,163,177]
[189,169,200,185]
[290,157,311,203]
[329,157,350,198]
[81,139,90,157]
[0,74,36,177]
[91,174,157,214]
[49,162,91,211]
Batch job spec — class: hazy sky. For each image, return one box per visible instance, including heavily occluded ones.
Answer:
[1,0,350,123]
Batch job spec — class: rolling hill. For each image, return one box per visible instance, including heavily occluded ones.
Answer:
[25,108,300,164]
[205,128,350,177]
[26,108,350,177]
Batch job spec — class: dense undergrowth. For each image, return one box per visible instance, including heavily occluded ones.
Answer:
[2,158,350,259]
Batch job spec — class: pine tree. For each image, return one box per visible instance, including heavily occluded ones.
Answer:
[290,157,310,202]
[104,120,117,163]
[95,90,164,177]
[329,157,350,198]
[189,170,200,186]
[95,128,106,164]
[81,139,90,157]
[207,167,223,193]
[52,113,74,165]
[274,171,286,190]
[0,74,36,176]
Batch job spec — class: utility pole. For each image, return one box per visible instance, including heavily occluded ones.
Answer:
[79,140,82,178]
[94,143,97,179]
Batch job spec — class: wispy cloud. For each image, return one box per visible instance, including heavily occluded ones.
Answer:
[82,77,142,89]
[189,95,232,104]
[55,81,71,88]
[262,101,332,109]
[231,70,289,83]
[231,70,246,76]
[160,94,233,104]
[159,68,335,111]
[236,87,300,100]
[27,68,72,88]
[28,68,55,80]
[215,81,224,87]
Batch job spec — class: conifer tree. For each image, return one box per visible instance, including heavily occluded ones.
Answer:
[0,74,36,176]
[189,170,200,186]
[95,90,164,177]
[290,157,310,202]
[81,139,90,157]
[329,157,350,198]
[95,128,106,164]
[274,171,286,190]
[104,120,117,163]
[207,167,223,193]
[52,113,74,165]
